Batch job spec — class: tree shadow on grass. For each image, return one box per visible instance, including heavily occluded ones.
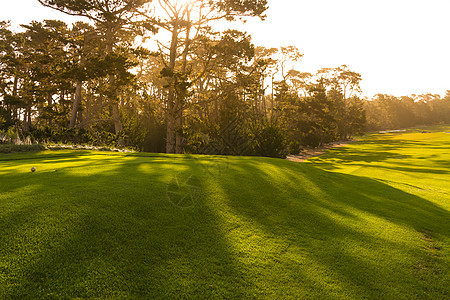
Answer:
[0,154,252,299]
[209,159,449,298]
[310,132,450,169]
[0,154,448,299]
[308,146,410,166]
[0,152,201,195]
[313,159,449,176]
[308,143,449,175]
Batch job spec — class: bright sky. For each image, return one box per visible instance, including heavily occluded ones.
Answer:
[1,0,449,98]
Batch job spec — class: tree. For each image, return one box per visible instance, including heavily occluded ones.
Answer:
[299,82,338,147]
[20,20,73,129]
[287,69,313,97]
[0,21,18,129]
[147,0,268,153]
[278,46,303,79]
[38,0,155,137]
[318,65,362,139]
[68,21,99,128]
[182,30,260,155]
[253,46,278,116]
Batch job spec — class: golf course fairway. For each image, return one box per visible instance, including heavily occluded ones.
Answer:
[0,126,449,299]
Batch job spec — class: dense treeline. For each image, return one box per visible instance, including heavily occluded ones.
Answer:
[1,1,449,157]
[365,93,450,131]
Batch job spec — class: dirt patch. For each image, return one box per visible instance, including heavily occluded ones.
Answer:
[419,231,442,256]
[415,230,443,277]
[286,140,357,162]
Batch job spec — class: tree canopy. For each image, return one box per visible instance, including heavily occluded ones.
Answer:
[1,1,449,156]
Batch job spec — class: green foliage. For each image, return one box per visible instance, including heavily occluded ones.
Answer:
[215,0,269,18]
[365,93,450,131]
[0,127,35,145]
[1,3,448,158]
[299,83,338,147]
[37,0,153,24]
[251,121,287,158]
[28,126,125,148]
[120,97,166,153]
[346,96,366,136]
[0,143,45,153]
[200,118,254,156]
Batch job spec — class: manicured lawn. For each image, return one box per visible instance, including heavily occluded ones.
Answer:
[0,126,449,299]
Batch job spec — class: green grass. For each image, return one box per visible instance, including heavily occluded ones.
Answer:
[0,127,449,299]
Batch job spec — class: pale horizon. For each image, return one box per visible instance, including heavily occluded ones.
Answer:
[1,0,449,98]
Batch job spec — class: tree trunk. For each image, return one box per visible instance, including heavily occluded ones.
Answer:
[165,20,180,154]
[342,93,348,140]
[105,26,123,137]
[112,102,123,133]
[111,96,123,135]
[174,15,191,154]
[166,97,176,153]
[175,107,183,154]
[47,94,53,128]
[12,76,18,120]
[23,105,31,132]
[271,75,275,120]
[70,81,83,128]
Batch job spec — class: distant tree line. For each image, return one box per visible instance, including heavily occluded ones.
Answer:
[364,93,450,131]
[1,1,449,157]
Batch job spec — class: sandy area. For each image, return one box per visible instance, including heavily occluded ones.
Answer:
[286,140,356,162]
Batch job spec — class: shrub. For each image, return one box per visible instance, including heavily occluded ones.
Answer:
[0,144,46,154]
[252,122,287,158]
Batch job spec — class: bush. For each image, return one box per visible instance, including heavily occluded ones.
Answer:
[0,144,46,154]
[252,122,287,158]
[0,127,36,145]
[28,127,127,148]
[288,140,301,155]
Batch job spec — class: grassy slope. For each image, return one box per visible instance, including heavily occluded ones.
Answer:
[0,127,449,299]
